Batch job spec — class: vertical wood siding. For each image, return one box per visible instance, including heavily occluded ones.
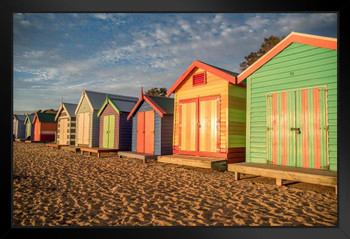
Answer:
[246,42,337,171]
[131,114,137,152]
[26,123,35,140]
[75,94,92,146]
[119,112,132,150]
[130,100,162,155]
[13,119,25,138]
[25,122,32,139]
[154,113,161,155]
[161,114,174,155]
[99,103,120,149]
[91,110,100,147]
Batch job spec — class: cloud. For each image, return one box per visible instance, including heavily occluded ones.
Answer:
[245,15,270,30]
[13,13,337,112]
[93,13,109,20]
[276,13,337,34]
[23,77,43,82]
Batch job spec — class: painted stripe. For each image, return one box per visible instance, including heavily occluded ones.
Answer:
[217,97,221,152]
[277,93,282,165]
[313,88,321,169]
[41,131,56,134]
[319,88,327,169]
[266,95,272,164]
[295,90,303,168]
[281,92,287,166]
[272,93,277,165]
[196,98,199,151]
[301,89,309,168]
[307,89,315,169]
[178,102,182,149]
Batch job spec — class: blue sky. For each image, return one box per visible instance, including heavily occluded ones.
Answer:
[13,13,337,114]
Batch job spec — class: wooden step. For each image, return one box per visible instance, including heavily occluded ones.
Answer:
[118,151,157,162]
[46,143,67,149]
[228,162,337,193]
[60,146,80,153]
[80,147,119,158]
[157,155,227,171]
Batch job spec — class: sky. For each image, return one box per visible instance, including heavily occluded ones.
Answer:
[13,13,337,114]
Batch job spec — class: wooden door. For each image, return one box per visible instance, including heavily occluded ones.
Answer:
[83,112,90,145]
[179,100,197,151]
[136,111,154,154]
[77,113,84,144]
[199,98,218,152]
[267,86,328,169]
[59,118,68,145]
[144,111,154,154]
[137,112,145,153]
[103,115,115,149]
[26,123,31,139]
[34,123,40,141]
[179,95,220,153]
[78,112,90,145]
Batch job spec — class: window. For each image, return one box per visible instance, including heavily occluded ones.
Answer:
[192,72,206,86]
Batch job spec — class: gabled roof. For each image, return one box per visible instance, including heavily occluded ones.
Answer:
[24,114,34,124]
[237,32,337,83]
[75,90,138,115]
[166,60,239,97]
[127,88,174,120]
[13,114,26,121]
[97,96,137,116]
[55,102,78,121]
[33,112,57,124]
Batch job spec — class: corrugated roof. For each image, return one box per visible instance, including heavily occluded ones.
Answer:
[109,98,136,112]
[36,113,57,123]
[63,103,78,117]
[14,114,26,121]
[85,90,138,110]
[148,96,174,114]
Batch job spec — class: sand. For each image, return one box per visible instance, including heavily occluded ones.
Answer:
[12,142,337,226]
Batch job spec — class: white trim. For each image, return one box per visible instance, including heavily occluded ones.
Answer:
[74,90,94,115]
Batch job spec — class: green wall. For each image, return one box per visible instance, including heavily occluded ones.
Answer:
[228,84,246,148]
[246,42,337,171]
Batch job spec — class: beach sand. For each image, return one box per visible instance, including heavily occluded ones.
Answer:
[12,142,337,226]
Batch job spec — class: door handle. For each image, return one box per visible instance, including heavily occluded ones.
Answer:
[290,127,301,134]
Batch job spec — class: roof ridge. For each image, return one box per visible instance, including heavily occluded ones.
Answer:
[196,60,239,76]
[86,89,138,99]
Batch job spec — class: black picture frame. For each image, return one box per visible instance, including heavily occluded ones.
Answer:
[2,0,349,238]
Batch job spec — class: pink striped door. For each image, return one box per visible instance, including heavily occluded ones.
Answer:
[267,87,328,169]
